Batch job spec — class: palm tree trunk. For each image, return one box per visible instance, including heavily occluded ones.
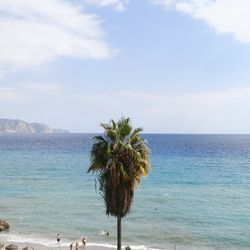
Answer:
[117,215,122,250]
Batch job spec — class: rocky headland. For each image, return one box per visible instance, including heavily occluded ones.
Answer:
[0,119,69,134]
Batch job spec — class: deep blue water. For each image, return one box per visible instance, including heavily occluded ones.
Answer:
[0,134,250,250]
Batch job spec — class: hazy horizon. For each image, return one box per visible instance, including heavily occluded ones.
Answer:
[2,116,250,135]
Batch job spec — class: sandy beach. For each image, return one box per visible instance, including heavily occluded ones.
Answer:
[0,241,117,250]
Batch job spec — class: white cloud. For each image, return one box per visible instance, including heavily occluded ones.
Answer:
[0,0,113,71]
[85,0,129,11]
[0,87,21,100]
[1,85,250,133]
[0,82,67,100]
[24,83,67,92]
[151,0,250,43]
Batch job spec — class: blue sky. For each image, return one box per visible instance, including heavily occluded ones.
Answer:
[1,0,250,133]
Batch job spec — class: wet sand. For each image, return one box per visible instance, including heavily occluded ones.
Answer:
[0,241,115,250]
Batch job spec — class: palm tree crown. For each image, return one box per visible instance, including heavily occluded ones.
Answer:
[88,117,150,218]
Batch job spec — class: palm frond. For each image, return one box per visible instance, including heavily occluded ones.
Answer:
[88,117,150,218]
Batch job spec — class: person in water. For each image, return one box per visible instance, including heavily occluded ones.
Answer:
[57,234,61,243]
[75,241,79,250]
[81,237,87,247]
[103,230,109,237]
[70,243,73,250]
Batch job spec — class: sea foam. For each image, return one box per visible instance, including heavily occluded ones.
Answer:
[0,233,162,250]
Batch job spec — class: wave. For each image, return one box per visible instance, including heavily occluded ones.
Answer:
[0,233,163,250]
[0,233,70,247]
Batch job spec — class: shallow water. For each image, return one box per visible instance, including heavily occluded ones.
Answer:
[0,134,250,250]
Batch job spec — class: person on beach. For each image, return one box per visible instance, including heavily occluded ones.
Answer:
[70,243,73,250]
[57,234,61,243]
[76,241,79,250]
[81,237,87,247]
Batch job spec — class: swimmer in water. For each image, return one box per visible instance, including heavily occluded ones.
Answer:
[57,234,61,243]
[70,243,73,250]
[101,230,109,236]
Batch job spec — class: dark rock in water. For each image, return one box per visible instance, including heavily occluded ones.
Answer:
[5,244,18,250]
[22,247,34,250]
[0,220,9,231]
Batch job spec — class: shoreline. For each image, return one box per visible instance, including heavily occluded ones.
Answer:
[0,241,163,250]
[0,234,117,250]
[0,234,162,250]
[0,241,115,250]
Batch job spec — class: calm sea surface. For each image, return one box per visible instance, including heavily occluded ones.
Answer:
[0,134,250,250]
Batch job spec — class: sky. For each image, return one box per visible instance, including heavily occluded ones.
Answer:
[1,0,250,133]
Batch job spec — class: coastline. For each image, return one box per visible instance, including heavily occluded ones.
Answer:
[0,241,163,250]
[0,234,116,250]
[0,234,162,250]
[0,241,115,250]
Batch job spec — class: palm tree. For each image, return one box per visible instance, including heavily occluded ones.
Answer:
[88,117,150,250]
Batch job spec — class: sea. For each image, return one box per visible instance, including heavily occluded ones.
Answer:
[0,134,249,250]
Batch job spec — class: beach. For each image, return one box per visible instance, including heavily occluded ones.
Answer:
[0,134,250,250]
[0,236,162,250]
[0,241,118,250]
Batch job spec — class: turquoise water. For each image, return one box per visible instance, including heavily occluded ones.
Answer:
[0,134,250,250]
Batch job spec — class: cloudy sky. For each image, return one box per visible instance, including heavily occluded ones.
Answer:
[1,0,250,133]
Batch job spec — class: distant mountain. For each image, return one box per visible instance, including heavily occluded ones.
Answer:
[0,119,69,134]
